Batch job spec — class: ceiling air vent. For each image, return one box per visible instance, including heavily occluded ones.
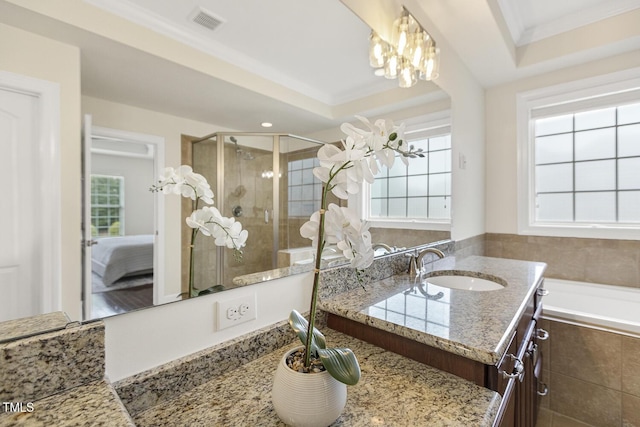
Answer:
[190,7,224,32]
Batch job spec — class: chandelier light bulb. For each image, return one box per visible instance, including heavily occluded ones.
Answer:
[395,16,410,56]
[384,53,399,79]
[368,31,387,68]
[420,46,440,81]
[410,31,431,69]
[398,58,416,88]
[368,9,439,87]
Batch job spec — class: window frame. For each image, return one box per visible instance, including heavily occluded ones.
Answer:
[90,174,125,237]
[354,112,452,232]
[516,68,640,240]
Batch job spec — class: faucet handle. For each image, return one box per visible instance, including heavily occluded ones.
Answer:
[406,253,418,276]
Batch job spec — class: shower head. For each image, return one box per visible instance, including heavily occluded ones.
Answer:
[228,135,254,160]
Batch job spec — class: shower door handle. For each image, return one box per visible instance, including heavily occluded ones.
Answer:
[264,209,269,223]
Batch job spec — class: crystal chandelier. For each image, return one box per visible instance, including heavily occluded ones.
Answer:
[368,8,440,88]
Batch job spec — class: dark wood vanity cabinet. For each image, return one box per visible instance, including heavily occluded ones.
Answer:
[492,279,546,427]
[326,278,548,427]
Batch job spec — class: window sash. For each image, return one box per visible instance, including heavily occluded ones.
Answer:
[91,175,124,236]
[517,69,640,239]
[362,127,452,230]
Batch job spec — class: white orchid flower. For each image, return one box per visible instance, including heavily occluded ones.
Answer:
[313,143,368,199]
[324,204,374,270]
[156,166,182,195]
[155,165,214,205]
[186,207,213,233]
[300,211,321,248]
[374,147,397,170]
[186,206,247,250]
[300,205,373,269]
[184,171,214,204]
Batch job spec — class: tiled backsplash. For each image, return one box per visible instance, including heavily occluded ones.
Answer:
[455,233,640,288]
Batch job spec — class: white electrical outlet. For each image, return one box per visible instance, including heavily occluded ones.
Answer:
[216,293,257,330]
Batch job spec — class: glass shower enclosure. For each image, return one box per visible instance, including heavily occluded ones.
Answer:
[188,132,328,295]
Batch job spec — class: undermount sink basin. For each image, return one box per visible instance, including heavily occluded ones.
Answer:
[424,274,505,291]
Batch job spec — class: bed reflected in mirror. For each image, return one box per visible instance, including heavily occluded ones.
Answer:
[83,123,164,320]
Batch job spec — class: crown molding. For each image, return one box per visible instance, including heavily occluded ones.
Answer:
[495,0,525,45]
[518,0,640,46]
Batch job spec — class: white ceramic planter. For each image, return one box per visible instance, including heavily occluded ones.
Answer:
[272,347,347,427]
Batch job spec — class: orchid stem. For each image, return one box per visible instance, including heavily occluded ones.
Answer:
[188,195,200,298]
[303,184,329,368]
[188,228,198,297]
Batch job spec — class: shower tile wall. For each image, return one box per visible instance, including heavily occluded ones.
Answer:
[186,136,217,292]
[222,144,274,283]
[187,138,275,289]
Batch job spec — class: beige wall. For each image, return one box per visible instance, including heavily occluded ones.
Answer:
[485,49,640,235]
[0,23,82,320]
[483,49,640,288]
[403,0,486,243]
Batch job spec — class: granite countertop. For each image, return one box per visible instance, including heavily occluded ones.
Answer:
[0,312,70,343]
[0,380,134,427]
[320,255,547,365]
[133,329,501,426]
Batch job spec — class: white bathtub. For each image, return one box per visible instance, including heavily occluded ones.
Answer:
[542,278,640,337]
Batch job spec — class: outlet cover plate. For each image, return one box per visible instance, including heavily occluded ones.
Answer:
[216,294,257,330]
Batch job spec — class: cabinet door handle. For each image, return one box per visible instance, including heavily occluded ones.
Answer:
[501,354,525,381]
[526,342,539,365]
[537,383,549,396]
[536,328,549,341]
[537,288,549,296]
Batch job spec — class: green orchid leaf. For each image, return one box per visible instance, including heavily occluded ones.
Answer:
[288,310,326,350]
[317,347,361,386]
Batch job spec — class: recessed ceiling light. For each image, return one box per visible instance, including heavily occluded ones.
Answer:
[261,122,273,128]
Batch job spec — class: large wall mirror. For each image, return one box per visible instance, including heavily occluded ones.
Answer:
[0,0,452,333]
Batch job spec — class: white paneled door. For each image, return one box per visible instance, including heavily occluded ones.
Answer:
[0,88,40,321]
[0,72,61,322]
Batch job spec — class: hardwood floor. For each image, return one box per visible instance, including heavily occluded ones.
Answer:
[91,284,153,318]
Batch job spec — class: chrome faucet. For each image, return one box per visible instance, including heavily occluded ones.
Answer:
[407,247,445,276]
[372,243,393,254]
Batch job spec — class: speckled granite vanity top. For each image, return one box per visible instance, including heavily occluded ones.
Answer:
[0,380,135,426]
[0,321,133,426]
[320,256,547,365]
[133,329,500,426]
[0,311,70,342]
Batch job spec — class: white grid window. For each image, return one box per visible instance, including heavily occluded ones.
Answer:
[534,104,640,224]
[91,175,124,236]
[370,134,452,220]
[288,157,321,217]
[517,71,640,239]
